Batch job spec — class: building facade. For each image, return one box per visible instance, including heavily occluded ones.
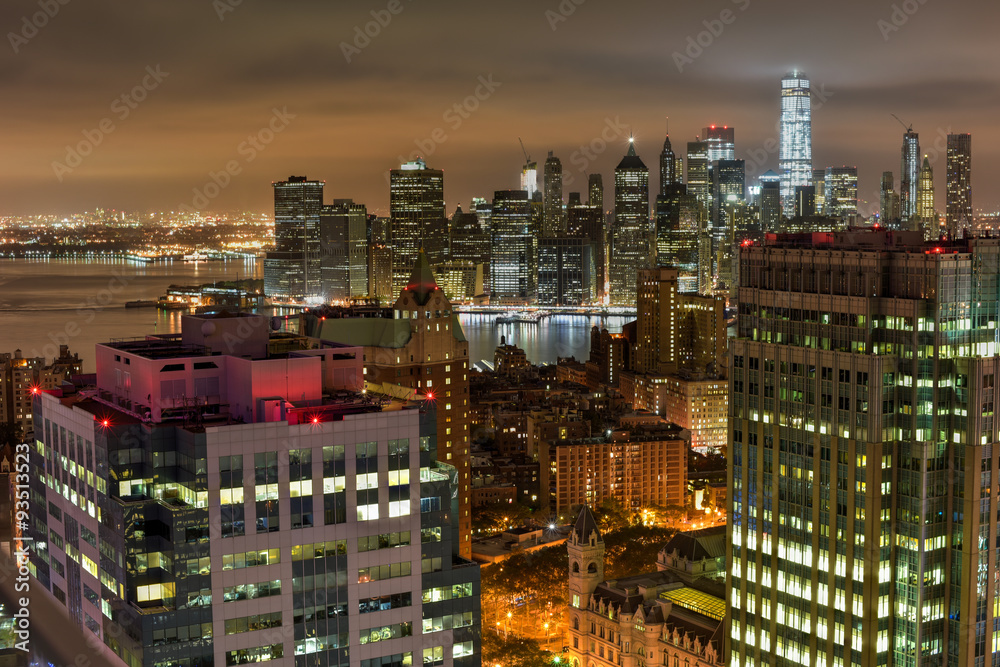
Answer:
[947,133,973,238]
[389,159,447,293]
[320,199,369,302]
[538,237,594,306]
[565,509,724,667]
[490,190,535,305]
[26,313,480,667]
[900,129,920,223]
[311,252,473,560]
[265,176,324,301]
[729,229,1000,666]
[610,141,650,307]
[779,72,813,219]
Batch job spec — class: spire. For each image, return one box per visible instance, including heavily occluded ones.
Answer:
[572,505,603,545]
[627,135,637,157]
[404,248,440,306]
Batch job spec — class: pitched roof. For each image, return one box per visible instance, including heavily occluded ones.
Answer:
[660,525,726,562]
[572,505,602,544]
[404,249,441,306]
[616,140,647,171]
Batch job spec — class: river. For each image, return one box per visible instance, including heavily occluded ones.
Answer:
[0,258,627,372]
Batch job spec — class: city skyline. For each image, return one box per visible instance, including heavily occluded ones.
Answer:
[3,0,999,216]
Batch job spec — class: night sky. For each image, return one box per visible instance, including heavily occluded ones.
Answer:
[4,0,999,217]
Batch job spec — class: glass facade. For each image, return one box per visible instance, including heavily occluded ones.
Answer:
[779,72,812,219]
[946,134,973,238]
[389,159,446,293]
[264,176,324,301]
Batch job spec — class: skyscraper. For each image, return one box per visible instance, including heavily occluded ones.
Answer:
[918,155,935,234]
[660,132,677,193]
[389,158,446,292]
[712,159,746,243]
[686,140,711,208]
[947,133,973,237]
[880,171,901,227]
[491,189,535,304]
[823,166,859,218]
[759,170,781,232]
[900,128,920,221]
[264,175,324,301]
[543,151,564,236]
[319,199,369,301]
[812,167,827,215]
[569,193,607,302]
[779,71,813,218]
[609,139,650,307]
[588,173,604,212]
[521,159,538,199]
[702,125,736,162]
[537,237,594,306]
[729,229,1000,667]
[28,311,481,667]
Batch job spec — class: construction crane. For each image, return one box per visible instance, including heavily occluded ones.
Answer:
[518,138,531,165]
[891,114,913,133]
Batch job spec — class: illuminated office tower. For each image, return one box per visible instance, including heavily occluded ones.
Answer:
[490,189,535,304]
[702,125,736,162]
[521,160,538,199]
[779,71,812,218]
[947,133,973,237]
[264,175,324,301]
[759,170,781,232]
[823,166,859,219]
[543,152,565,236]
[918,156,936,234]
[813,168,827,215]
[880,171,901,227]
[28,312,481,667]
[712,159,746,243]
[686,140,711,208]
[589,173,604,211]
[900,129,920,222]
[389,158,447,292]
[609,139,650,307]
[450,205,490,285]
[319,199,369,301]
[729,229,1000,667]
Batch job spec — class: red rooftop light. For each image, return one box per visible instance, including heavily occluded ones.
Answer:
[426,391,435,401]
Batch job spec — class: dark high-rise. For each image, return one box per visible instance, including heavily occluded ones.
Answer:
[759,170,781,232]
[264,175,324,301]
[900,129,921,222]
[569,194,607,302]
[319,199,369,301]
[543,151,565,236]
[538,237,594,306]
[660,132,678,193]
[712,159,746,243]
[610,139,650,307]
[880,171,901,227]
[589,173,604,212]
[947,133,973,237]
[389,158,446,292]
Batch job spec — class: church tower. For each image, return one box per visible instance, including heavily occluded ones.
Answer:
[567,505,604,610]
